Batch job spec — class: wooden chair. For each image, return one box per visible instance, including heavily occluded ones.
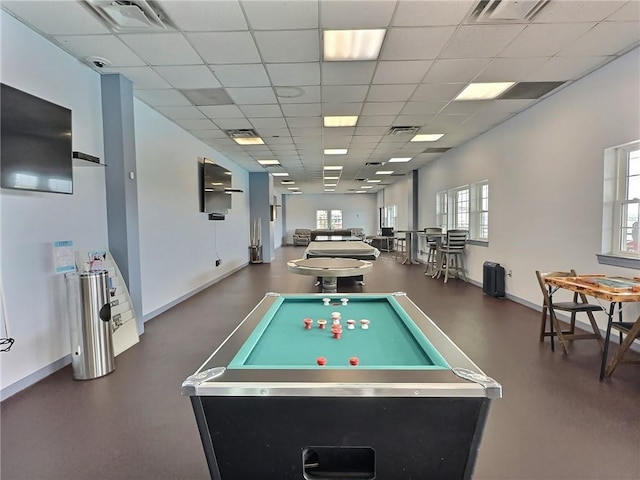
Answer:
[435,230,467,283]
[601,311,640,378]
[535,270,603,354]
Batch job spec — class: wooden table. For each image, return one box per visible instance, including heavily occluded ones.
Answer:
[544,275,640,379]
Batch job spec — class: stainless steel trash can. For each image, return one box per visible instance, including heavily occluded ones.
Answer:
[65,270,115,380]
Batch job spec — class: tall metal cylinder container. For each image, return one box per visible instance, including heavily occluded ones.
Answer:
[65,270,115,380]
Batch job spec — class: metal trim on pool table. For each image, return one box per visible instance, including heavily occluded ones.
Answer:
[183,292,502,399]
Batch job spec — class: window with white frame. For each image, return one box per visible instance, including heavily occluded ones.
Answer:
[382,205,397,229]
[436,181,489,241]
[316,209,343,230]
[610,141,640,257]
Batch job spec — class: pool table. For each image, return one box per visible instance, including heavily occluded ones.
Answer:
[182,293,501,480]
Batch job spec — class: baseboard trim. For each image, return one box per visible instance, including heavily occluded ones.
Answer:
[1,263,249,402]
[142,263,248,323]
[1,355,71,402]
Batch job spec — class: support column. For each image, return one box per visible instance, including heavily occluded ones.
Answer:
[249,172,274,263]
[101,74,143,334]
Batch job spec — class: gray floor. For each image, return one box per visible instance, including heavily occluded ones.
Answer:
[1,247,639,480]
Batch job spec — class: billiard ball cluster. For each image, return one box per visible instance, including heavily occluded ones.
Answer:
[301,297,372,367]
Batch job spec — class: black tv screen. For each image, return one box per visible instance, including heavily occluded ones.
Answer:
[199,160,232,214]
[1,83,73,194]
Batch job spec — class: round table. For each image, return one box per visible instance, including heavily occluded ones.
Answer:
[287,257,373,293]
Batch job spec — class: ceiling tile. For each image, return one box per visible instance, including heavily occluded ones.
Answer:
[393,114,435,125]
[322,85,369,103]
[607,1,640,21]
[367,84,417,102]
[254,30,320,62]
[533,1,628,23]
[239,104,284,117]
[356,126,388,136]
[320,0,395,28]
[361,102,406,116]
[281,103,322,116]
[276,86,321,103]
[53,35,145,67]
[373,61,433,84]
[160,0,248,31]
[381,27,456,60]
[212,118,253,129]
[251,117,288,129]
[321,103,363,115]
[174,119,217,130]
[243,0,318,29]
[193,129,228,139]
[474,57,549,82]
[523,56,611,81]
[153,65,221,89]
[3,1,109,35]
[266,63,321,86]
[422,58,491,83]
[392,0,475,26]
[411,83,465,101]
[558,22,640,57]
[119,33,203,65]
[499,23,595,58]
[322,62,376,85]
[440,25,525,59]
[286,117,322,128]
[357,115,397,126]
[187,32,261,64]
[199,105,246,119]
[400,101,446,115]
[154,106,207,120]
[211,64,270,87]
[227,87,278,104]
[134,89,191,106]
[104,66,171,89]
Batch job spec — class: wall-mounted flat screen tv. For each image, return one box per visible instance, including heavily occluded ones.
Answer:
[199,159,232,214]
[1,83,73,194]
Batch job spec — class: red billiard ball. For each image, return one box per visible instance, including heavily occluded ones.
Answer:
[349,357,359,366]
[316,357,327,366]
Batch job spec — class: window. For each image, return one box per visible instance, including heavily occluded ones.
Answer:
[436,181,488,241]
[612,141,640,257]
[316,209,342,229]
[382,205,397,229]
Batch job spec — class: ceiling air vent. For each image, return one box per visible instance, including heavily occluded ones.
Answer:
[387,126,421,136]
[227,129,260,139]
[423,147,451,153]
[82,0,174,32]
[364,162,384,166]
[497,81,565,100]
[467,0,550,23]
[354,178,367,182]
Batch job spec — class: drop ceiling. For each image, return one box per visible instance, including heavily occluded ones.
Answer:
[2,0,639,194]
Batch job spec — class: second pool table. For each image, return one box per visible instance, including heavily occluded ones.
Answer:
[182,292,501,480]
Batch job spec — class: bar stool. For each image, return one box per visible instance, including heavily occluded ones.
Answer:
[435,230,468,283]
[422,227,442,275]
[395,236,406,262]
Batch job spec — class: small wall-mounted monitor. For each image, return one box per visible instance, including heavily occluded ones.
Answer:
[1,83,73,194]
[199,159,234,217]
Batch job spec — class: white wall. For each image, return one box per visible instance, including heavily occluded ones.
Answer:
[284,193,377,243]
[417,47,640,327]
[134,101,250,317]
[0,12,107,392]
[380,175,413,230]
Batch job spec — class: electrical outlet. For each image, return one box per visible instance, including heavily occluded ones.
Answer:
[215,259,221,267]
[507,269,512,277]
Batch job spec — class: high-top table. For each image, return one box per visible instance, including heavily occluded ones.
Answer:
[396,230,422,264]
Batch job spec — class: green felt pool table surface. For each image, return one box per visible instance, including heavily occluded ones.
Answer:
[228,295,450,369]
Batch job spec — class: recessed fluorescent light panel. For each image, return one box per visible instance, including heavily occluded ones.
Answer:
[324,189,335,192]
[233,137,265,145]
[324,116,358,127]
[258,159,281,165]
[324,183,337,187]
[388,157,412,163]
[281,180,295,184]
[361,186,373,189]
[375,171,393,175]
[324,165,344,170]
[324,176,340,180]
[292,191,303,194]
[271,172,289,177]
[324,149,348,155]
[324,29,386,61]
[455,82,515,101]
[356,191,367,193]
[287,187,299,190]
[410,134,444,142]
[367,179,381,183]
